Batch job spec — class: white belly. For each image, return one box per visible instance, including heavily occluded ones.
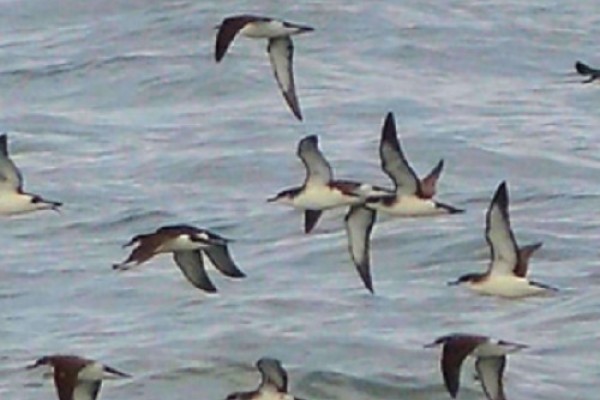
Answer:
[467,276,548,298]
[157,236,207,252]
[367,195,441,216]
[0,194,37,215]
[240,21,291,38]
[292,186,360,210]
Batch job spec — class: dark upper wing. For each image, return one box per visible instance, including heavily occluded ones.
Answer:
[203,245,245,278]
[514,242,542,278]
[419,159,444,199]
[344,205,377,293]
[0,134,23,191]
[296,135,332,185]
[54,370,77,400]
[475,356,506,400]
[485,182,518,276]
[172,251,217,293]
[379,113,420,195]
[268,36,303,120]
[215,15,263,62]
[441,338,481,398]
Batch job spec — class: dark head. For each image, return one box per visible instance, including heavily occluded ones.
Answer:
[447,273,483,286]
[27,356,53,369]
[267,187,302,205]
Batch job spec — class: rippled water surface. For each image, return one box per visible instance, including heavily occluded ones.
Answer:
[1,1,599,399]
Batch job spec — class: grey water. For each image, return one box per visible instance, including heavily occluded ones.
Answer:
[1,0,599,399]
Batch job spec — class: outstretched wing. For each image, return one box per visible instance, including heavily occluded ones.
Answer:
[485,182,518,276]
[296,135,332,185]
[173,251,217,293]
[0,134,23,191]
[379,113,420,195]
[268,36,303,120]
[344,205,377,293]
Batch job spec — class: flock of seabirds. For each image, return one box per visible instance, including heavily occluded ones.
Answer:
[3,12,598,400]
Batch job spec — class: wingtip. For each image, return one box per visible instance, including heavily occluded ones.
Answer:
[493,181,509,206]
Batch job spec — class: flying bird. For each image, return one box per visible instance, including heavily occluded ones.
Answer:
[448,181,557,297]
[574,60,600,83]
[27,354,130,400]
[215,15,314,120]
[0,134,61,216]
[425,334,526,400]
[268,134,390,233]
[113,224,245,293]
[364,113,463,216]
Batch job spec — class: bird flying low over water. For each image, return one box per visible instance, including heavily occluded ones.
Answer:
[225,357,305,400]
[113,224,246,293]
[215,14,314,121]
[448,181,557,298]
[0,134,62,216]
[27,355,130,400]
[268,134,390,234]
[574,60,600,83]
[364,112,464,217]
[425,333,526,400]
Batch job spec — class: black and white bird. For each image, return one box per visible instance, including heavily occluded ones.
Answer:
[448,181,557,298]
[113,224,245,293]
[0,134,61,216]
[364,112,463,216]
[27,355,130,400]
[268,134,390,234]
[215,15,314,120]
[225,357,304,400]
[425,334,526,400]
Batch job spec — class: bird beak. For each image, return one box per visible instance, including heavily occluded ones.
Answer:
[102,366,131,379]
[446,279,460,286]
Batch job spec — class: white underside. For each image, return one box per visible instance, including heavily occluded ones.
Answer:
[240,21,296,38]
[156,236,208,252]
[473,341,521,357]
[366,195,442,216]
[467,276,548,298]
[0,193,39,215]
[290,185,361,210]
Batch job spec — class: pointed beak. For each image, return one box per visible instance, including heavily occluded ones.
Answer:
[47,200,62,214]
[266,196,278,203]
[25,362,39,370]
[103,366,131,379]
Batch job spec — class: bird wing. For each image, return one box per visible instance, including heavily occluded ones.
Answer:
[441,338,481,398]
[172,251,217,293]
[344,205,377,293]
[485,182,519,276]
[419,159,444,199]
[296,135,332,185]
[475,356,507,400]
[268,36,303,120]
[0,134,23,191]
[72,381,102,400]
[204,245,245,278]
[379,113,420,195]
[215,15,263,62]
[514,242,542,278]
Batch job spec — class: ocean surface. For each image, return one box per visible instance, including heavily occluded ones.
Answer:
[1,0,599,399]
